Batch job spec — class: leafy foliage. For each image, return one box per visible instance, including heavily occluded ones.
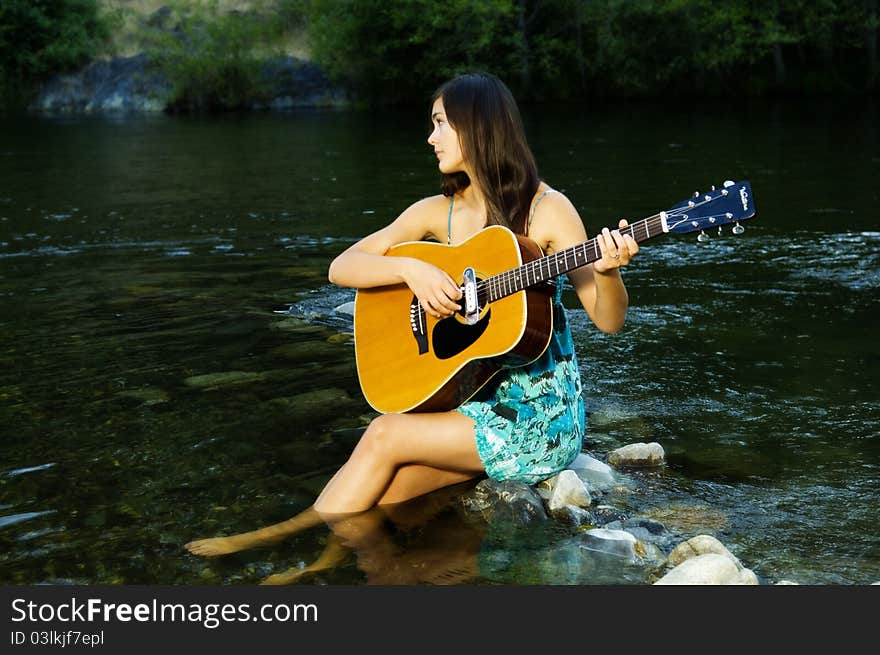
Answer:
[142,0,289,111]
[305,0,879,101]
[0,0,114,102]
[2,0,877,110]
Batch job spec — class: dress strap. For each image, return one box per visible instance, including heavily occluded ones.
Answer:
[447,195,455,245]
[527,188,556,234]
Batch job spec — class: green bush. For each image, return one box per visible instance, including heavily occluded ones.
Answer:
[307,0,526,104]
[0,0,113,103]
[143,0,291,112]
[304,0,879,102]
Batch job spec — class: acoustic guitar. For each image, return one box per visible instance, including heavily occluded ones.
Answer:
[354,180,756,414]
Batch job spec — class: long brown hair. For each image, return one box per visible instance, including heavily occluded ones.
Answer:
[432,73,540,235]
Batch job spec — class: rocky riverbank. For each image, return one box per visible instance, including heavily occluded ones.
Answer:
[28,2,348,115]
[30,53,347,115]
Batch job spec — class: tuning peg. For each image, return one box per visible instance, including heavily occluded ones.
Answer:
[717,226,723,236]
[723,180,735,188]
[732,222,745,235]
[697,230,710,243]
[693,191,700,198]
[711,185,716,191]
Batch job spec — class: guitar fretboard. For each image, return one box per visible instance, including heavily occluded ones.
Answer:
[478,213,665,304]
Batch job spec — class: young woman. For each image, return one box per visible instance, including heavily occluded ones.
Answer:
[185,72,638,565]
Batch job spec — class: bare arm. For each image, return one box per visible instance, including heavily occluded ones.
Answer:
[530,193,639,334]
[327,197,462,318]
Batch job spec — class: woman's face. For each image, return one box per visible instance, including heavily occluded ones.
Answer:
[428,97,466,175]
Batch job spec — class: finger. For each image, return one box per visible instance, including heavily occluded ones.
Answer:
[622,233,639,255]
[437,295,460,314]
[601,227,619,257]
[442,281,463,304]
[444,275,463,299]
[421,298,441,318]
[595,229,608,257]
[426,286,459,314]
[617,219,634,245]
[609,229,626,251]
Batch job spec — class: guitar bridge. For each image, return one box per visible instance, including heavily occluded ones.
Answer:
[409,296,428,355]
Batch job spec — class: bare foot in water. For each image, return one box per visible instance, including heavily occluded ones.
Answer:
[184,534,267,557]
[259,534,351,585]
[260,567,318,585]
[184,507,326,557]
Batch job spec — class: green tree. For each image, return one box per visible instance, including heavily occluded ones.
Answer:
[0,0,112,103]
[307,0,526,104]
[143,0,287,111]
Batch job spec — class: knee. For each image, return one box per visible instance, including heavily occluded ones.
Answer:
[358,414,401,459]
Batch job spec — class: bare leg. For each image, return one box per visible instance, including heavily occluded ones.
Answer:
[260,533,350,585]
[184,507,325,557]
[314,411,483,514]
[183,463,475,558]
[378,464,479,505]
[186,411,482,557]
[259,506,394,584]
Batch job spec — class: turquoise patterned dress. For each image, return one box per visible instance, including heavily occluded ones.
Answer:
[447,191,586,485]
[456,281,585,485]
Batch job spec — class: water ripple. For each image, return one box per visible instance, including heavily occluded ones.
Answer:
[3,463,57,477]
[0,511,56,529]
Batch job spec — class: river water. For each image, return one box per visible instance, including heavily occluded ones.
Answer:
[1,98,877,585]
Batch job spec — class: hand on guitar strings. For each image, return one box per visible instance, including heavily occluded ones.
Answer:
[593,219,639,274]
[403,257,463,319]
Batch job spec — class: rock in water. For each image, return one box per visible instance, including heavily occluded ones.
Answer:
[607,442,665,467]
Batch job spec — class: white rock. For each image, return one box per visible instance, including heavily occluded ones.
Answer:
[567,453,616,490]
[667,534,740,568]
[546,469,591,511]
[607,442,665,467]
[737,568,759,584]
[581,528,644,562]
[585,528,638,544]
[654,553,758,585]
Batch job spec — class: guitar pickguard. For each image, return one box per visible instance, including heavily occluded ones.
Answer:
[431,309,492,360]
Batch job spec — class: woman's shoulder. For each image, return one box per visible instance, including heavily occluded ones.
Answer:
[393,194,452,241]
[402,194,450,214]
[399,194,452,221]
[528,185,586,248]
[530,185,580,223]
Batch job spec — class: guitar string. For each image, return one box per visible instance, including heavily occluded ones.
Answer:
[475,192,732,302]
[477,214,663,303]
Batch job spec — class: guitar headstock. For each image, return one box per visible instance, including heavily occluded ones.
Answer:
[663,180,756,241]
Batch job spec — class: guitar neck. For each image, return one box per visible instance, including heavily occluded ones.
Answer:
[482,213,666,303]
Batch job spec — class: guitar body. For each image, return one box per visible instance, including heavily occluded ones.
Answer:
[354,225,555,414]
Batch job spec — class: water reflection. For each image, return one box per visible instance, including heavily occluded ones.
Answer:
[186,483,485,586]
